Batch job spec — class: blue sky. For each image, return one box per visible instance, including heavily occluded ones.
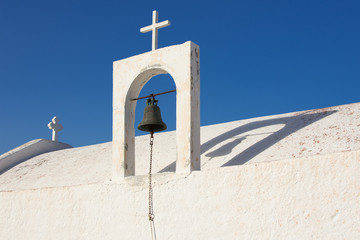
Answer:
[0,0,359,154]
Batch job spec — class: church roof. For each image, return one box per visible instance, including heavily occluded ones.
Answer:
[1,102,359,191]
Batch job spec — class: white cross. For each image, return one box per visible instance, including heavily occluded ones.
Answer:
[48,116,63,142]
[140,10,171,51]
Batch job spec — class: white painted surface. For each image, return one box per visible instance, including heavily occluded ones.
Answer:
[48,116,63,142]
[113,41,200,180]
[1,102,360,190]
[0,151,359,239]
[0,103,360,239]
[0,139,72,175]
[140,10,171,51]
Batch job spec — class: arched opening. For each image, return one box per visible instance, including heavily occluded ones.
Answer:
[134,74,177,175]
[135,74,176,137]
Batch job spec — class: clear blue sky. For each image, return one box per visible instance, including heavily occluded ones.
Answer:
[1,0,359,154]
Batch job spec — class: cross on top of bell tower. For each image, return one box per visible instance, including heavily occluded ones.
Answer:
[140,10,171,51]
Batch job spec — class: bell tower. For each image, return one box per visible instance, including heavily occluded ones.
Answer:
[112,41,200,180]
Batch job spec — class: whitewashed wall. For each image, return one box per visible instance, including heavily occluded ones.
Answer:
[0,139,72,175]
[1,150,359,240]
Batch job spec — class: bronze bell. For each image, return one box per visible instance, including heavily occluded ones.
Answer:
[138,97,167,133]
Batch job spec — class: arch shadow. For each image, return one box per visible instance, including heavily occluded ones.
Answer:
[160,109,337,172]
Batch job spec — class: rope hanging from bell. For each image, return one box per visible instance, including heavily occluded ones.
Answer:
[148,132,156,240]
[137,95,168,240]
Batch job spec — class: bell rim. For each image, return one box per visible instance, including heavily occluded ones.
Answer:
[137,123,167,133]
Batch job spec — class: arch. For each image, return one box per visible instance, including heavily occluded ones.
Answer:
[124,68,174,176]
[112,42,200,180]
[126,67,176,104]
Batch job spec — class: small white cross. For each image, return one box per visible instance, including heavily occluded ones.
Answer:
[140,10,171,51]
[48,116,63,142]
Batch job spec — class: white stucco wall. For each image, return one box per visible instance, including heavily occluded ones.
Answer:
[2,103,359,191]
[1,102,360,239]
[0,150,359,239]
[0,139,72,174]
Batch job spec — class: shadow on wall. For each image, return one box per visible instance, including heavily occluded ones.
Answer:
[160,109,337,172]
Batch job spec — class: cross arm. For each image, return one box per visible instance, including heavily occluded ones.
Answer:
[156,20,171,29]
[140,20,171,33]
[140,26,152,33]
